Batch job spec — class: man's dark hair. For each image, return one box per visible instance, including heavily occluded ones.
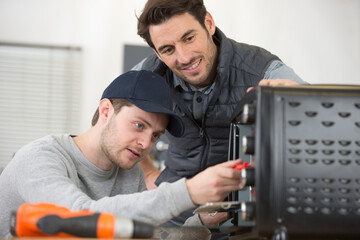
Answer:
[91,98,133,126]
[137,0,207,49]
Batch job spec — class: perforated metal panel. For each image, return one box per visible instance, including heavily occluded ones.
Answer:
[228,85,360,239]
[283,94,360,217]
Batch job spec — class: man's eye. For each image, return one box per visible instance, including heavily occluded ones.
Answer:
[186,36,194,42]
[162,48,173,55]
[135,123,143,129]
[152,133,160,140]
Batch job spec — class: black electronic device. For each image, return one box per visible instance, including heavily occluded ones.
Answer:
[197,85,360,240]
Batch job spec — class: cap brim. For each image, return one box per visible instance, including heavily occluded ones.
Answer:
[129,99,184,137]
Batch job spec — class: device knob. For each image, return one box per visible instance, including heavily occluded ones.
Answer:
[239,168,255,188]
[241,202,256,221]
[241,103,256,124]
[242,136,255,154]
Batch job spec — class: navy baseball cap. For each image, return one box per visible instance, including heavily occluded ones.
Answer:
[101,70,184,137]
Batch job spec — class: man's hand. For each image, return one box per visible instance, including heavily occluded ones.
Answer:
[247,78,301,92]
[199,212,228,226]
[185,159,243,205]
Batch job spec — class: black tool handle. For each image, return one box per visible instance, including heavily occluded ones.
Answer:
[37,214,99,237]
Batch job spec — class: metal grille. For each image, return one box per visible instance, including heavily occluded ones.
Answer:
[284,95,360,219]
[227,85,360,239]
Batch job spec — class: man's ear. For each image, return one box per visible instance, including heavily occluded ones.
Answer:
[98,98,113,123]
[204,12,216,36]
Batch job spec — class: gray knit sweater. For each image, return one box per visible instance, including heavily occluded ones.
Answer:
[0,134,195,238]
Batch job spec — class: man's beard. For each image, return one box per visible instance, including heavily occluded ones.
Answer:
[175,33,217,88]
[99,118,134,170]
[99,120,118,168]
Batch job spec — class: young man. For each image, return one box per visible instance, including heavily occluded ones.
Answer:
[134,0,308,224]
[0,70,244,238]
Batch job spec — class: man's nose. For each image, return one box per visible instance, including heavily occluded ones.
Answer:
[137,133,152,150]
[176,45,192,65]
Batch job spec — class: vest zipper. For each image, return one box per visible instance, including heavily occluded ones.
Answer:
[170,83,210,173]
[200,129,210,171]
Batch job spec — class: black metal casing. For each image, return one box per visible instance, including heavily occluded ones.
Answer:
[228,85,360,239]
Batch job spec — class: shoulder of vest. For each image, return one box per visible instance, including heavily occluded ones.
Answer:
[141,54,172,77]
[225,40,280,78]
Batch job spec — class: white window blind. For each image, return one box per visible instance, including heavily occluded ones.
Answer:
[0,43,82,171]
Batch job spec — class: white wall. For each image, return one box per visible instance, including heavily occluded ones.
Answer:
[0,0,359,133]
